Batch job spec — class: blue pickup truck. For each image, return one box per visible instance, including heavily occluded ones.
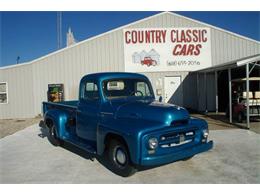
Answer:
[41,72,213,177]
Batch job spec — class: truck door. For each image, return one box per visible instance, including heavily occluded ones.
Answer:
[76,80,100,142]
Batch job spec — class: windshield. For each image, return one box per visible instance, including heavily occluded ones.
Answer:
[102,78,154,100]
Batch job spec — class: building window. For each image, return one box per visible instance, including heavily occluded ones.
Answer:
[0,82,8,104]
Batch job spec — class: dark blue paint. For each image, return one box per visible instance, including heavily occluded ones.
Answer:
[43,72,213,166]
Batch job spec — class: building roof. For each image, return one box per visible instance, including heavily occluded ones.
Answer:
[237,55,260,66]
[232,77,260,82]
[197,54,260,73]
[1,11,260,70]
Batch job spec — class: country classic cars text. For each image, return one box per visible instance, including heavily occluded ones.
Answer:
[124,28,209,56]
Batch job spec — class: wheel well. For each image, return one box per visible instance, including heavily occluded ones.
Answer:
[104,133,129,151]
[45,118,53,128]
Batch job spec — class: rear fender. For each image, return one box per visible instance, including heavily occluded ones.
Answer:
[44,109,68,139]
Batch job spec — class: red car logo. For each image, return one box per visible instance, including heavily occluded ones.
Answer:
[141,57,157,66]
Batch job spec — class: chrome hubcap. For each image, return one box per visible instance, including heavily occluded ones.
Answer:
[115,148,126,165]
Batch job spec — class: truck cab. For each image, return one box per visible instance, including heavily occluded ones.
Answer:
[42,72,213,177]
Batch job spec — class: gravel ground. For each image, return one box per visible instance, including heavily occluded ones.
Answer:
[0,117,41,138]
[0,124,259,183]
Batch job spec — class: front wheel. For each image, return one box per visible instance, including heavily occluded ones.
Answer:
[107,139,136,177]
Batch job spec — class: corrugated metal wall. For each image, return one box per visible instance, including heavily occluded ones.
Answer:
[0,64,35,118]
[30,30,125,119]
[0,12,260,119]
[211,29,260,66]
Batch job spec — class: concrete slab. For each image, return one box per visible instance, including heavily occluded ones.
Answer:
[0,124,259,183]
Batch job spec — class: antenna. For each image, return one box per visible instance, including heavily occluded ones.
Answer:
[57,12,62,49]
[16,56,20,64]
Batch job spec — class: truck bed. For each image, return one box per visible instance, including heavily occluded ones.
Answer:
[42,100,97,154]
[43,100,78,114]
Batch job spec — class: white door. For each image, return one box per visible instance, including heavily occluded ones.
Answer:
[164,76,181,104]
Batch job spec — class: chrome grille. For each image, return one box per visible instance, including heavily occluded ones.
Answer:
[159,128,196,148]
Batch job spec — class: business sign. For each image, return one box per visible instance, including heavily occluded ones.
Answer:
[123,28,212,72]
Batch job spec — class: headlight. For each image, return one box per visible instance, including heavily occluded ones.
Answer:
[148,137,158,150]
[202,129,209,138]
[202,129,209,143]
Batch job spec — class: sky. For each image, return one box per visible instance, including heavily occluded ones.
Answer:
[0,11,259,67]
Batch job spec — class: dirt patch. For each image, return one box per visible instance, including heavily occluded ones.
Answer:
[191,113,237,130]
[0,117,41,138]
[191,112,260,134]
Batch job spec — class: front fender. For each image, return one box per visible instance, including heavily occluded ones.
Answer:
[44,109,68,139]
[96,124,140,164]
[96,117,164,165]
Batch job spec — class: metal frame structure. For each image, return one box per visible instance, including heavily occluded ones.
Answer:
[236,56,260,128]
[197,54,260,129]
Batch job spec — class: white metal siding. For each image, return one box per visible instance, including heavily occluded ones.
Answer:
[0,64,35,118]
[28,29,126,117]
[210,28,260,65]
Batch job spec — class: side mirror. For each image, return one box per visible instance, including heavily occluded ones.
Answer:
[159,96,162,102]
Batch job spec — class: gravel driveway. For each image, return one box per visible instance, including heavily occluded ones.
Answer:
[0,124,259,183]
[0,117,41,138]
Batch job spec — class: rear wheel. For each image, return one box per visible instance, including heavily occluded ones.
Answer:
[107,139,136,177]
[49,124,63,146]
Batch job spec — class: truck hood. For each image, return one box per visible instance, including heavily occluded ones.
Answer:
[113,100,189,125]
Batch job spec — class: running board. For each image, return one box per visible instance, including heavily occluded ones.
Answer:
[63,137,97,154]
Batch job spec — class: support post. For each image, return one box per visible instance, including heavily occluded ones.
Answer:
[204,72,208,113]
[228,68,232,123]
[246,63,250,129]
[215,71,218,114]
[197,73,200,111]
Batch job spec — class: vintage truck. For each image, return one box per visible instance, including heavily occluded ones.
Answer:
[41,72,213,177]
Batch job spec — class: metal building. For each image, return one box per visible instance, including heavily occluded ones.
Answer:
[0,12,260,119]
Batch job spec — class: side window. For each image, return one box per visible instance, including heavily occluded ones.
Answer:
[0,82,8,104]
[136,81,151,96]
[84,81,99,101]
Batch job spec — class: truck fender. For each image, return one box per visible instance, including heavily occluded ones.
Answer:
[96,125,114,155]
[44,109,68,140]
[97,125,128,155]
[96,125,137,164]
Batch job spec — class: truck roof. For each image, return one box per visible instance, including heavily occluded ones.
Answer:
[81,72,149,82]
